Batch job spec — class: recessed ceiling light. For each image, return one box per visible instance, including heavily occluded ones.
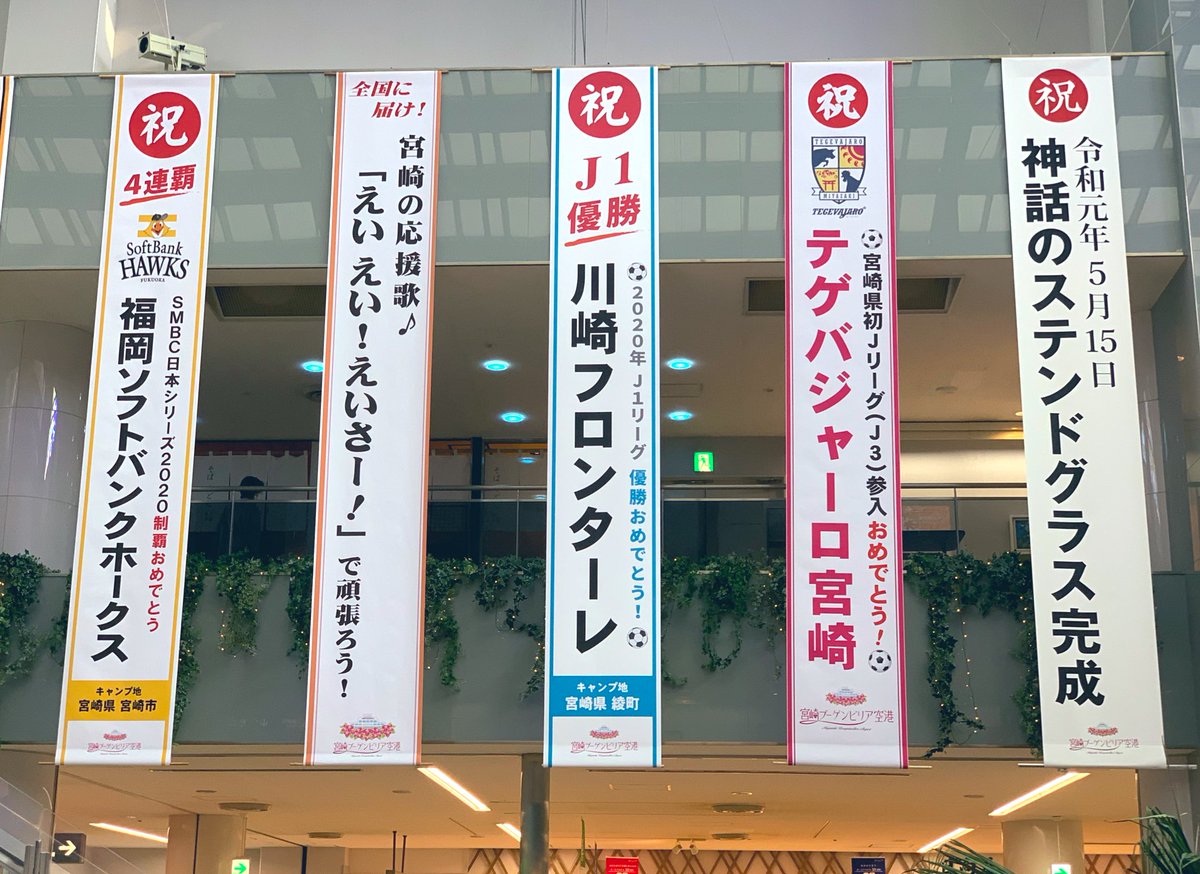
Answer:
[917,826,974,854]
[519,456,537,464]
[417,766,490,812]
[89,823,168,844]
[1015,410,1023,418]
[666,358,695,370]
[989,771,1088,817]
[500,411,527,423]
[534,494,547,501]
[667,410,694,421]
[300,360,324,373]
[482,359,511,372]
[497,823,522,841]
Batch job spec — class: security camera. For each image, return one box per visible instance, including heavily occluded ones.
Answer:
[138,32,207,71]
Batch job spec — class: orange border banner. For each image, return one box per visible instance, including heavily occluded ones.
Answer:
[56,74,219,765]
[304,71,440,765]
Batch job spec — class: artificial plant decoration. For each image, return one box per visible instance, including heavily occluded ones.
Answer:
[904,550,1040,756]
[0,551,50,688]
[908,841,1013,874]
[1139,807,1200,874]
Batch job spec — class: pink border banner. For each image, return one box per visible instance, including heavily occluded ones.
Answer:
[785,61,907,768]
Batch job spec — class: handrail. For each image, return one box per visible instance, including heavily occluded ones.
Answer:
[6,53,1169,80]
[190,481,1027,494]
[0,844,22,871]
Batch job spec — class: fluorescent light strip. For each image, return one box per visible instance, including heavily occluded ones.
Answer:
[497,822,522,842]
[90,823,169,844]
[418,766,491,812]
[918,827,974,854]
[989,771,1089,817]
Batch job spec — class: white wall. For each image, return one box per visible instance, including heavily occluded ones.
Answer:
[94,0,1115,74]
[2,0,101,73]
[900,438,1026,485]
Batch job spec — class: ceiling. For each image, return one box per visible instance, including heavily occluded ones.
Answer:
[4,744,1141,855]
[0,255,1183,443]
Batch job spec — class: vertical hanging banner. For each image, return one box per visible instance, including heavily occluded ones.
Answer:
[1002,57,1165,767]
[57,74,219,765]
[785,62,907,768]
[0,77,14,217]
[305,71,440,765]
[546,66,660,767]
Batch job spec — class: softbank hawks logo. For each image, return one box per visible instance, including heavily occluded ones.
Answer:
[120,238,189,282]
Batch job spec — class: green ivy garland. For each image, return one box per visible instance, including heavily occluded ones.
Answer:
[413,556,547,696]
[212,553,276,654]
[662,554,788,675]
[661,556,699,685]
[278,554,315,662]
[0,551,50,688]
[177,555,209,725]
[424,558,465,689]
[905,551,1040,757]
[4,548,1041,755]
[470,556,545,698]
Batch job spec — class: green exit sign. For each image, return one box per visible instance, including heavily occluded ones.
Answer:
[693,451,715,473]
[1050,865,1071,874]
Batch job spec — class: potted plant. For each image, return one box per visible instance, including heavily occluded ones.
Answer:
[1139,807,1200,874]
[909,841,1013,874]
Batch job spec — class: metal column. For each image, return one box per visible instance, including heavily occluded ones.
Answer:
[519,753,550,874]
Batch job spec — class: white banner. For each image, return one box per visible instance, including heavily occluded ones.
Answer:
[57,74,219,765]
[1002,57,1165,767]
[0,78,13,216]
[546,66,660,767]
[785,62,907,768]
[304,71,440,765]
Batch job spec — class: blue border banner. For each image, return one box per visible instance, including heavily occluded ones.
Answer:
[545,66,660,768]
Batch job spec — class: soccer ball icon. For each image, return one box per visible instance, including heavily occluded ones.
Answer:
[627,626,649,648]
[628,262,647,281]
[867,649,892,673]
[861,229,884,249]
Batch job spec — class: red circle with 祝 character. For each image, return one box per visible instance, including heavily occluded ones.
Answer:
[128,92,202,159]
[569,71,641,138]
[808,73,868,128]
[1028,69,1088,122]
